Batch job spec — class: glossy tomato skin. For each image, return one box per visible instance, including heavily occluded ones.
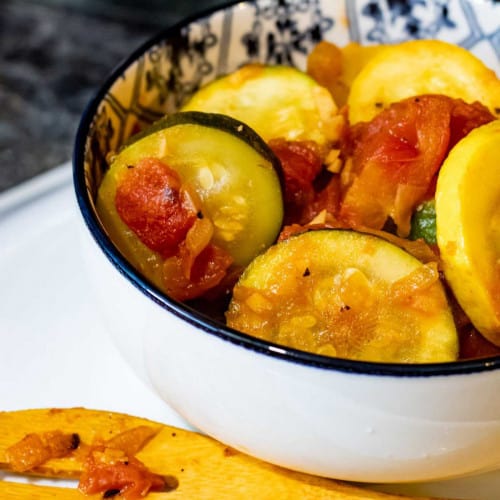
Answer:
[163,242,233,302]
[339,95,494,236]
[115,158,198,259]
[340,95,450,235]
[448,98,496,150]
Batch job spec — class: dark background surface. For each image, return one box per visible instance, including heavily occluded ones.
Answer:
[0,0,227,192]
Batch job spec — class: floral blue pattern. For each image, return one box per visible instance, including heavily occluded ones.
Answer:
[241,0,334,65]
[361,0,456,41]
[348,0,500,58]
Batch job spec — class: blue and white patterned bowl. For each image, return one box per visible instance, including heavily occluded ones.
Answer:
[74,0,500,483]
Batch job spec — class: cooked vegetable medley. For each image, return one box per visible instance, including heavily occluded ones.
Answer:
[97,112,283,301]
[97,39,500,363]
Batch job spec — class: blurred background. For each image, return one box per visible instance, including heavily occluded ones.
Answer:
[0,0,227,192]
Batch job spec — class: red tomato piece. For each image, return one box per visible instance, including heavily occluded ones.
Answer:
[268,139,323,224]
[460,328,500,359]
[339,95,494,236]
[340,95,451,235]
[163,243,233,302]
[115,157,198,258]
[78,449,166,500]
[424,99,494,200]
[448,99,495,150]
[302,175,342,224]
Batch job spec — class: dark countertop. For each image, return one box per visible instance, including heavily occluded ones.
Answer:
[0,0,226,193]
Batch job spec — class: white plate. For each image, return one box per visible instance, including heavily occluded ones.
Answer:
[1,164,499,499]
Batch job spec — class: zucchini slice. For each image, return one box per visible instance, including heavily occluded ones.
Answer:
[181,64,342,146]
[96,111,284,294]
[226,229,458,363]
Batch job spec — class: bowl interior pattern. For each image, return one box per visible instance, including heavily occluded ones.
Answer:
[75,0,500,371]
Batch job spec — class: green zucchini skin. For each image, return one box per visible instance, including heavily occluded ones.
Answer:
[97,111,285,296]
[125,111,283,178]
[410,200,437,244]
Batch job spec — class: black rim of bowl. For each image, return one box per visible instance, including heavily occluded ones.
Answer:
[73,0,500,378]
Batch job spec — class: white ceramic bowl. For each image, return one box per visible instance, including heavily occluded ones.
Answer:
[73,0,500,484]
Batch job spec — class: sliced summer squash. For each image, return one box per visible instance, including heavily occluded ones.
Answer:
[226,229,458,363]
[181,64,342,146]
[436,119,500,346]
[410,200,437,245]
[97,111,284,293]
[348,40,500,124]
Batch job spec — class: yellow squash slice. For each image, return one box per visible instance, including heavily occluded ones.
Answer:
[227,229,458,363]
[436,119,500,346]
[182,64,342,146]
[347,39,500,124]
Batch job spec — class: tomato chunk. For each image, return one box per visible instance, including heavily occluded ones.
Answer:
[340,95,450,235]
[78,448,167,500]
[339,95,494,236]
[115,157,197,259]
[448,98,496,150]
[114,156,234,301]
[269,139,324,224]
[163,242,233,302]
